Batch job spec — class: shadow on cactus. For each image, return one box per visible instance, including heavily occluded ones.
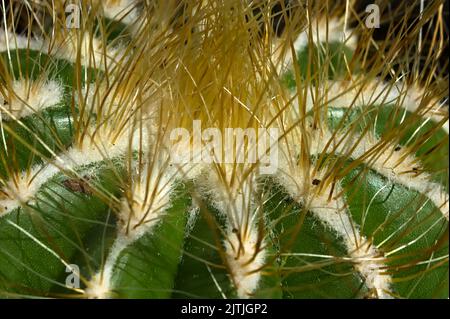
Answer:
[0,0,448,299]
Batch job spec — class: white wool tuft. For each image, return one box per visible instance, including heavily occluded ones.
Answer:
[0,165,60,216]
[86,156,177,298]
[293,78,449,132]
[99,0,140,25]
[117,163,176,239]
[1,28,125,70]
[224,228,266,298]
[274,18,357,72]
[85,235,131,299]
[0,29,43,51]
[293,18,357,51]
[1,80,63,120]
[200,167,266,298]
[52,32,125,70]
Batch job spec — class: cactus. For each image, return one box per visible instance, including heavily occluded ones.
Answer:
[0,0,448,299]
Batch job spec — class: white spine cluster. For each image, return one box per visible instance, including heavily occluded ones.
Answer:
[97,0,140,25]
[86,152,177,298]
[1,80,63,120]
[201,168,266,298]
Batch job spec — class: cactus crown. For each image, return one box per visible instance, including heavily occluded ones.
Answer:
[0,0,448,299]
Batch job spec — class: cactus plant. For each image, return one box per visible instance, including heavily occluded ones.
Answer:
[0,0,448,299]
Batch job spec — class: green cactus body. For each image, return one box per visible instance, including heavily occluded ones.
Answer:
[0,0,448,299]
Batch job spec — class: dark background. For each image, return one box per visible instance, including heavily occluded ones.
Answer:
[1,0,448,81]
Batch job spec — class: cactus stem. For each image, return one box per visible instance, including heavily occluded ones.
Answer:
[0,0,447,299]
[276,161,393,298]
